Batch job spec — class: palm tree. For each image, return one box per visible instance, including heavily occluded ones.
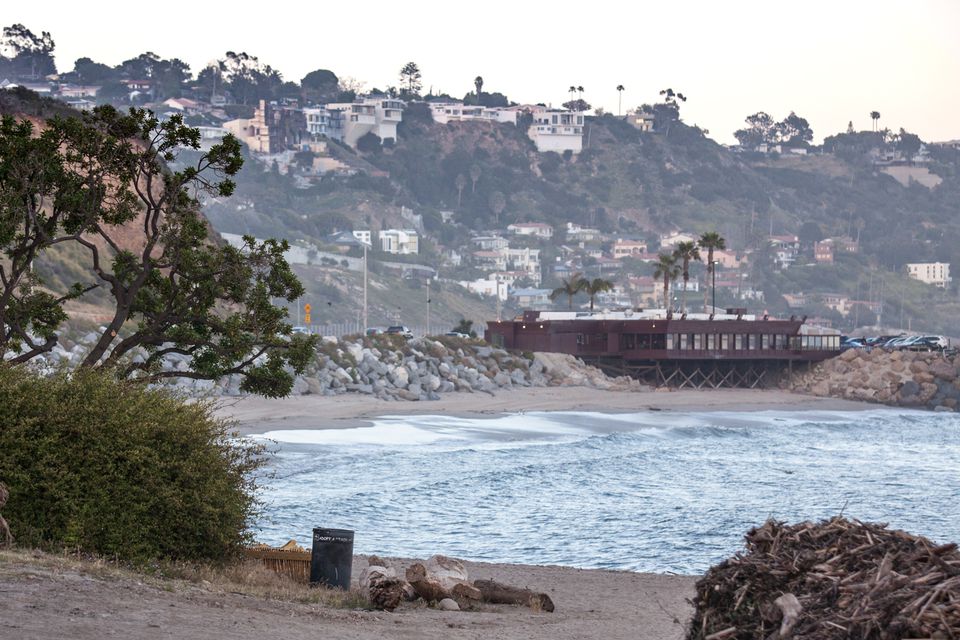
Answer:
[469,164,481,194]
[550,273,586,310]
[583,278,614,311]
[488,191,506,225]
[455,173,467,208]
[870,110,881,132]
[653,254,680,311]
[672,241,701,313]
[474,75,484,98]
[698,232,727,313]
[568,85,576,101]
[577,86,584,99]
[616,84,625,116]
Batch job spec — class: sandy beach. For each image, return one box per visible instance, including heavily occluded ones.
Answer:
[217,387,874,436]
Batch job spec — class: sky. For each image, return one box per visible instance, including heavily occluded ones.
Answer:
[6,0,960,144]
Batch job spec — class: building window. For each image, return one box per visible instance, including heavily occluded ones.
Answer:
[721,334,730,350]
[734,334,743,350]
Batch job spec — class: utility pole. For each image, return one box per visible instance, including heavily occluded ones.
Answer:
[426,279,431,337]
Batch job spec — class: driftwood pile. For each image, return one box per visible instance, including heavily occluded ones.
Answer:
[360,554,554,613]
[689,517,960,639]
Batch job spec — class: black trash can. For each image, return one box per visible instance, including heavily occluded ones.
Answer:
[310,527,354,589]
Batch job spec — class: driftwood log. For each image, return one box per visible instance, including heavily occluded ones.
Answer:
[360,556,413,611]
[0,482,11,548]
[405,559,482,603]
[474,579,555,612]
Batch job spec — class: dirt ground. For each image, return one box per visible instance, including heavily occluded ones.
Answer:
[0,551,695,640]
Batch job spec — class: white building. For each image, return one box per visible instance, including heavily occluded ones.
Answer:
[906,262,951,288]
[352,230,372,246]
[459,274,513,300]
[303,107,335,138]
[429,102,519,125]
[507,222,554,239]
[472,247,541,285]
[528,108,585,154]
[379,229,419,255]
[626,110,655,132]
[318,96,405,148]
[565,222,602,242]
[472,235,509,251]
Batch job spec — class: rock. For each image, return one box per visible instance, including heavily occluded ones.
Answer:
[930,360,957,380]
[919,382,939,403]
[437,598,460,611]
[934,405,953,412]
[839,348,859,362]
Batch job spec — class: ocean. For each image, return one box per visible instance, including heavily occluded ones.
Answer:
[249,409,960,574]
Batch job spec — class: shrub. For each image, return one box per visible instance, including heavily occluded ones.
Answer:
[0,366,263,564]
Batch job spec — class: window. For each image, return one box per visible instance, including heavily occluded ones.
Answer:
[761,334,770,350]
[720,334,730,350]
[666,334,674,350]
[707,334,716,350]
[576,334,585,345]
[552,115,558,124]
[693,334,703,350]
[748,334,757,350]
[679,334,689,350]
[734,334,743,350]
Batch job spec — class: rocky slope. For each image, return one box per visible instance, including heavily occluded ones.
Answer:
[787,348,960,412]
[40,332,641,399]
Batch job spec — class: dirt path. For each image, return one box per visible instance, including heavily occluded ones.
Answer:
[0,552,695,640]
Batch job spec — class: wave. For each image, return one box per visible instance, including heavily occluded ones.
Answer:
[249,407,938,450]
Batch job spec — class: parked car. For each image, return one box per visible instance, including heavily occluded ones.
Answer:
[365,327,385,336]
[444,331,470,339]
[291,326,311,335]
[385,325,414,338]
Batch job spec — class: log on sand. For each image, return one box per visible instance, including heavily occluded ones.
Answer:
[405,555,482,603]
[474,579,555,612]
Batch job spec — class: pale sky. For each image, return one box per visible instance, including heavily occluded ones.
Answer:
[7,0,960,143]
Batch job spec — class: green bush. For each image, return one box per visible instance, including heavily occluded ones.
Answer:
[0,366,262,564]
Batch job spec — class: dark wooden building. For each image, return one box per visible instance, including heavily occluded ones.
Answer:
[486,310,841,388]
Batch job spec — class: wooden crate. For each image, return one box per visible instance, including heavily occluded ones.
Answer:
[244,544,311,583]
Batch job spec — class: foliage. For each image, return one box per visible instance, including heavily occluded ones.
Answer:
[582,277,614,311]
[0,366,263,563]
[734,111,813,148]
[453,318,477,337]
[301,69,339,104]
[399,61,422,96]
[550,273,586,309]
[0,106,316,396]
[653,254,680,310]
[199,52,283,104]
[356,131,382,154]
[0,23,56,79]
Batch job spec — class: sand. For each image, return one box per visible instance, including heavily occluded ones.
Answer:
[0,550,695,640]
[217,387,874,436]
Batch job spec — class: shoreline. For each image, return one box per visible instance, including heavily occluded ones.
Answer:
[216,387,878,436]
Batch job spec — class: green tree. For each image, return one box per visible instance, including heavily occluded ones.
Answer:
[550,272,586,310]
[474,75,483,97]
[69,57,115,84]
[777,111,813,147]
[653,254,680,311]
[896,128,922,159]
[0,107,316,396]
[698,231,727,312]
[453,318,476,337]
[301,68,339,104]
[399,61,422,96]
[0,24,56,79]
[616,84,625,116]
[583,277,614,311]
[672,241,701,313]
[469,163,481,194]
[870,110,881,132]
[734,112,776,148]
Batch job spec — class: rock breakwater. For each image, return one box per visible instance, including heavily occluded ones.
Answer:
[788,348,960,412]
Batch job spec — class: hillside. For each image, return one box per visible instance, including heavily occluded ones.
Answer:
[204,104,960,334]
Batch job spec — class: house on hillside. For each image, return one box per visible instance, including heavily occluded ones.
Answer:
[59,84,101,98]
[323,96,404,147]
[379,229,419,255]
[507,222,554,239]
[906,262,951,288]
[429,102,519,125]
[769,235,800,269]
[528,107,585,154]
[814,240,834,264]
[565,222,602,242]
[472,235,509,251]
[511,288,552,309]
[626,110,655,132]
[611,238,647,259]
[659,231,698,249]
